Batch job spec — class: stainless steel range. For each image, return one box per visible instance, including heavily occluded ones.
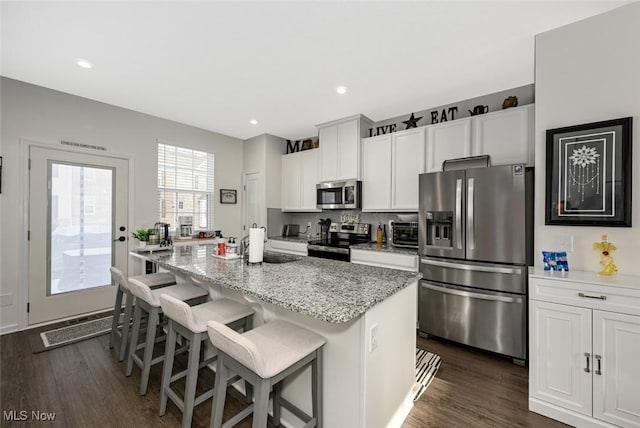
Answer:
[307,223,371,262]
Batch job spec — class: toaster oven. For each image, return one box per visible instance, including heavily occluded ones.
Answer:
[391,221,419,248]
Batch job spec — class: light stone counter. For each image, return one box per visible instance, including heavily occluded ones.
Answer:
[350,242,418,256]
[141,244,421,323]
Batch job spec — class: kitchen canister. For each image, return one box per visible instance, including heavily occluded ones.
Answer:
[248,225,266,264]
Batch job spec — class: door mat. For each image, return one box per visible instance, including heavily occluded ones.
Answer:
[29,313,120,353]
[411,348,442,401]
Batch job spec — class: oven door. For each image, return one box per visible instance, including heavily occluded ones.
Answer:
[307,244,350,261]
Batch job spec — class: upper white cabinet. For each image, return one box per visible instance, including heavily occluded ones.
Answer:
[472,104,534,166]
[281,149,320,212]
[317,114,373,182]
[529,270,640,428]
[425,104,534,172]
[426,118,472,172]
[362,127,426,211]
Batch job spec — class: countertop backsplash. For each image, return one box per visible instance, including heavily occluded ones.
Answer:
[267,208,416,242]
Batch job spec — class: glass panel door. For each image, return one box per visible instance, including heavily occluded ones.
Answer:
[29,146,128,325]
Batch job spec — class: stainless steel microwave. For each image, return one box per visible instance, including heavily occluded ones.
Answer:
[316,180,362,210]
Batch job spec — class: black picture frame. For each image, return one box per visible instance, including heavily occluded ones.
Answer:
[220,189,237,204]
[545,117,632,227]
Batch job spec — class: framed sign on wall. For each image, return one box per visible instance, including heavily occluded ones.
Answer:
[220,189,237,204]
[545,117,632,227]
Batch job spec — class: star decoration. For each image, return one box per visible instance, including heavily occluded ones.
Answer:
[402,112,423,129]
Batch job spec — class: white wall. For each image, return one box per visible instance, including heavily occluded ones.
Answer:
[534,3,640,274]
[0,77,244,332]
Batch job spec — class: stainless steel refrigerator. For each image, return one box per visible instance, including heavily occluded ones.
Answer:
[418,164,533,364]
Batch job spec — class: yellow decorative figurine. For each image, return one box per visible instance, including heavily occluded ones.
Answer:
[593,234,618,275]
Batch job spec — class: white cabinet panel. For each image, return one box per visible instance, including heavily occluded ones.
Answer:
[529,300,592,416]
[361,135,392,211]
[593,310,640,428]
[392,128,425,210]
[281,150,320,212]
[472,105,534,166]
[282,153,301,211]
[426,118,472,172]
[350,249,418,272]
[317,115,372,182]
[319,126,339,181]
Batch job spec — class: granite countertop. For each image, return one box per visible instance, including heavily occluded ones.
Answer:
[268,235,310,244]
[140,244,422,323]
[350,242,418,256]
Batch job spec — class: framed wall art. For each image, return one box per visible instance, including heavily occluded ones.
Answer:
[220,189,237,204]
[545,117,632,227]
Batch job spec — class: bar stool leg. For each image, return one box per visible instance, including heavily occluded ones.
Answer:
[159,321,178,416]
[252,378,271,428]
[210,354,228,428]
[109,285,124,349]
[139,307,159,395]
[272,382,282,426]
[182,332,202,428]
[314,348,323,428]
[126,305,142,376]
[118,291,135,361]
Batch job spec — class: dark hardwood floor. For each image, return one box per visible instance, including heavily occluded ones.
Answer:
[1,321,567,428]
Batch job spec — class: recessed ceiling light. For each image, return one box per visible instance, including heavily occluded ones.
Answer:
[76,58,93,69]
[336,86,348,95]
[249,119,258,125]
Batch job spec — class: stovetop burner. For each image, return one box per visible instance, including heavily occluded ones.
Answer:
[307,223,371,262]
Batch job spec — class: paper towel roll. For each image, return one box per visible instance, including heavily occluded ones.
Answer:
[248,227,265,263]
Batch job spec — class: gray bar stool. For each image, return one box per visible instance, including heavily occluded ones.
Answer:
[207,319,326,428]
[109,267,177,361]
[126,277,209,395]
[158,294,255,428]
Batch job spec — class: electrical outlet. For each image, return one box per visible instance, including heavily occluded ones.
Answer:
[370,324,379,352]
[307,222,312,228]
[557,234,574,252]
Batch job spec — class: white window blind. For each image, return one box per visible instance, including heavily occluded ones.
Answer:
[157,143,215,231]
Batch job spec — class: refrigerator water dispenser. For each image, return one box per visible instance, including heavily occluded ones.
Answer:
[425,211,453,248]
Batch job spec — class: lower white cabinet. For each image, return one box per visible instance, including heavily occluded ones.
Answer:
[350,248,418,272]
[529,270,640,428]
[265,239,308,256]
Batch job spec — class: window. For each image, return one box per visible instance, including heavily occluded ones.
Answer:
[157,143,215,231]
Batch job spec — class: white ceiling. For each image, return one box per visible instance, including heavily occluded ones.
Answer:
[1,1,627,140]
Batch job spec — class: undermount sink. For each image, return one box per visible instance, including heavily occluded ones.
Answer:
[245,252,301,264]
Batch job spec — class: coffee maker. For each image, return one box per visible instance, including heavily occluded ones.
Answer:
[177,215,193,239]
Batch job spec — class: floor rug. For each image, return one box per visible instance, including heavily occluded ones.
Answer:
[29,313,119,353]
[412,348,442,401]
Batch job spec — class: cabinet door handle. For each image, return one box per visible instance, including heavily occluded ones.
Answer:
[578,292,607,300]
[584,352,591,373]
[595,354,602,375]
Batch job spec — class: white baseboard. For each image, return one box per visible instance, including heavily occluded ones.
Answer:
[0,323,19,336]
[529,398,617,428]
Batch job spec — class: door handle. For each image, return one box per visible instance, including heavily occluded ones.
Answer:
[584,352,591,373]
[455,179,462,249]
[420,258,522,275]
[420,282,523,303]
[467,178,475,250]
[595,354,602,375]
[113,236,126,242]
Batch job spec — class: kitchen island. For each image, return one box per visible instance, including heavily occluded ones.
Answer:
[132,243,421,428]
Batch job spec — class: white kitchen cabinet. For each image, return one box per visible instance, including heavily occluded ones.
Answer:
[350,248,418,272]
[317,114,373,181]
[281,149,320,212]
[529,270,640,428]
[361,127,425,211]
[266,238,308,256]
[425,118,472,173]
[472,104,534,166]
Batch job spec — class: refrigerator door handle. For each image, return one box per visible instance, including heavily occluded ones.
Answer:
[421,282,523,303]
[420,258,523,275]
[467,178,475,250]
[455,179,463,249]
